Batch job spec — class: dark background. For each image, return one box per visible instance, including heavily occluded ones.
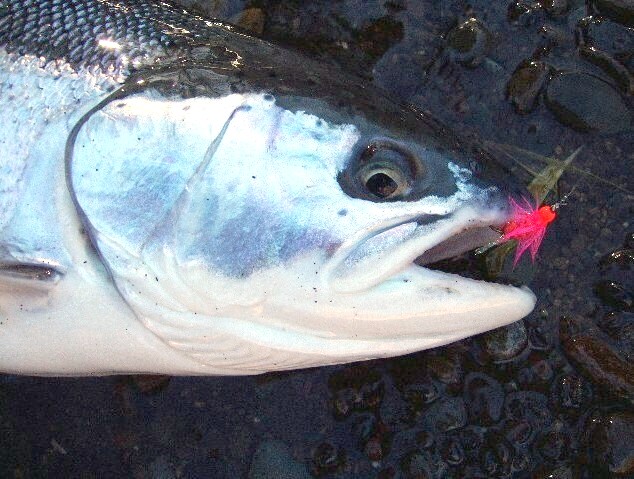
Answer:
[1,1,632,477]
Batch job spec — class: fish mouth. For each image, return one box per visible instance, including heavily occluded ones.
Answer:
[325,207,510,293]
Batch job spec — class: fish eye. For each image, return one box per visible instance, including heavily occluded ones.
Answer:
[360,165,407,199]
[356,141,422,200]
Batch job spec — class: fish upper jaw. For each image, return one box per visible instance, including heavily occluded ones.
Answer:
[323,204,507,294]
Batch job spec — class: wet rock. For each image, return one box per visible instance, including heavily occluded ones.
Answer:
[376,465,397,479]
[249,440,311,479]
[328,365,384,417]
[539,0,569,16]
[480,320,528,362]
[403,379,441,419]
[579,46,634,94]
[503,418,535,447]
[463,372,504,425]
[518,353,555,387]
[459,426,485,457]
[309,442,345,477]
[600,311,633,360]
[446,18,491,67]
[332,388,354,420]
[130,375,171,395]
[535,421,572,462]
[479,434,515,477]
[400,449,437,478]
[561,316,634,402]
[600,247,634,268]
[550,373,593,410]
[532,463,576,479]
[358,16,404,60]
[507,60,551,113]
[233,8,266,35]
[528,324,553,350]
[148,455,176,479]
[504,391,552,429]
[594,280,633,312]
[582,409,634,475]
[508,2,544,26]
[352,413,391,461]
[439,436,464,465]
[589,0,634,27]
[545,71,633,133]
[426,353,463,387]
[576,16,634,58]
[422,397,467,433]
[364,434,385,462]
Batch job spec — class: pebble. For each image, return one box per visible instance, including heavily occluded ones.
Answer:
[550,373,593,411]
[358,16,404,60]
[561,316,634,402]
[600,311,633,360]
[233,8,266,35]
[504,391,552,429]
[426,353,463,386]
[545,71,633,133]
[532,463,576,479]
[507,60,551,113]
[582,409,634,475]
[422,396,467,433]
[446,18,491,67]
[131,375,171,394]
[535,421,572,462]
[400,449,437,478]
[249,440,311,479]
[594,280,633,311]
[507,2,544,26]
[463,372,504,425]
[309,442,345,477]
[480,320,528,362]
[540,0,569,16]
[589,0,634,27]
[600,247,634,268]
[579,46,634,95]
[503,418,534,447]
[577,16,634,57]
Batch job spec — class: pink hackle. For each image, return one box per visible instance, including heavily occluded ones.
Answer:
[501,196,556,266]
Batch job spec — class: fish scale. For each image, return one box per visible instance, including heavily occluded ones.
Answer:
[0,0,228,72]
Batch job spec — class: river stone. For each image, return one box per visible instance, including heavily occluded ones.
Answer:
[249,441,311,479]
[446,18,491,67]
[583,410,634,475]
[590,0,634,27]
[507,60,551,113]
[480,320,528,362]
[545,71,633,133]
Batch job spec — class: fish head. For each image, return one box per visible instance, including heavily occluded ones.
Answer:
[68,43,536,372]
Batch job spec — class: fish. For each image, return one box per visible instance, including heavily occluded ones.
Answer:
[0,0,536,375]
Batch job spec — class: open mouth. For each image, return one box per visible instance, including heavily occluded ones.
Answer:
[326,208,515,293]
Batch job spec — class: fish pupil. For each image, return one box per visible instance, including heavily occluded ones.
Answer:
[366,172,398,198]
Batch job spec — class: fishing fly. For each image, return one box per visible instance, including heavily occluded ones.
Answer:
[500,196,557,266]
[481,190,573,267]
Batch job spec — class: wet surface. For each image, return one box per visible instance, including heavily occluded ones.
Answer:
[1,0,633,477]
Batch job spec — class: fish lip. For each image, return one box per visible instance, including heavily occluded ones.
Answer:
[325,208,508,293]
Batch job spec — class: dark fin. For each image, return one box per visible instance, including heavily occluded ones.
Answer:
[0,262,63,283]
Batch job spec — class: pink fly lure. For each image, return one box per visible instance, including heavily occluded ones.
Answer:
[501,196,557,266]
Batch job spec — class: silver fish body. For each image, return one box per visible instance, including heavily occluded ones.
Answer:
[0,0,535,375]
